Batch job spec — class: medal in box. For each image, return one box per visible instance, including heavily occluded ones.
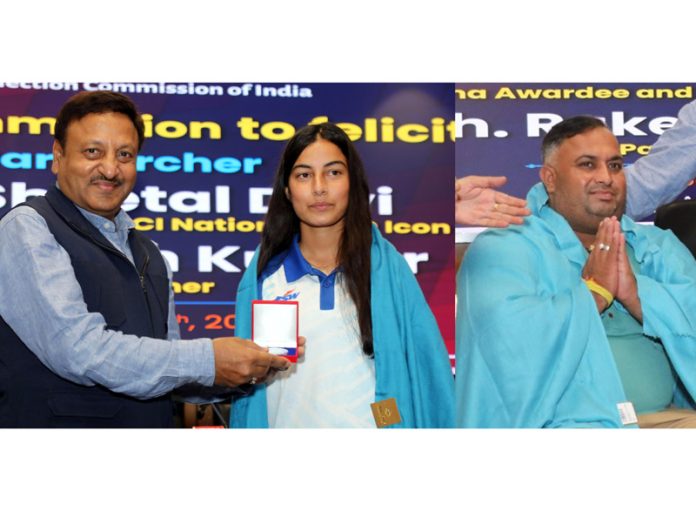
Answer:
[251,300,299,362]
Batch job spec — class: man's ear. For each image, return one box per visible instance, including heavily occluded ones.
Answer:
[540,164,556,194]
[51,140,63,176]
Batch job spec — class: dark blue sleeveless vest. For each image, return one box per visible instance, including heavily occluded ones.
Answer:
[0,186,174,427]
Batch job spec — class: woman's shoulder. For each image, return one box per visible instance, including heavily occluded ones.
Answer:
[369,225,417,279]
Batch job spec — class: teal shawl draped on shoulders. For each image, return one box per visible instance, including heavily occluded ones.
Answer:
[456,183,696,428]
[231,224,454,428]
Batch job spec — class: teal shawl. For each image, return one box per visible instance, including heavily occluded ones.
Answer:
[456,183,696,428]
[231,224,454,428]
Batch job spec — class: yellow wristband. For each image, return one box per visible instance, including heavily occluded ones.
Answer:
[583,277,614,307]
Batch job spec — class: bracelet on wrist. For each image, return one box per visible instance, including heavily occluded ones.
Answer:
[583,277,614,308]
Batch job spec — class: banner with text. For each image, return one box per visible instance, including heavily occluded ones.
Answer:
[455,82,696,241]
[0,82,455,359]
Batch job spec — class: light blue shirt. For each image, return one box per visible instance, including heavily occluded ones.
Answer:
[603,246,676,414]
[0,199,216,400]
[627,99,696,220]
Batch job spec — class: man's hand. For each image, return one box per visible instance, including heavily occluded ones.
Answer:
[582,217,620,311]
[455,175,530,227]
[212,337,290,387]
[615,229,643,323]
[266,336,307,380]
[296,335,306,359]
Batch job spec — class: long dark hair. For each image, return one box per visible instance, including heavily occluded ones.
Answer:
[258,122,374,356]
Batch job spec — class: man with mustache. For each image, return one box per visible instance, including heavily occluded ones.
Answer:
[0,91,294,427]
[456,115,696,428]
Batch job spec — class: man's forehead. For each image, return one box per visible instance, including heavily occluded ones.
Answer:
[63,112,138,144]
[558,127,620,156]
[67,111,131,129]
